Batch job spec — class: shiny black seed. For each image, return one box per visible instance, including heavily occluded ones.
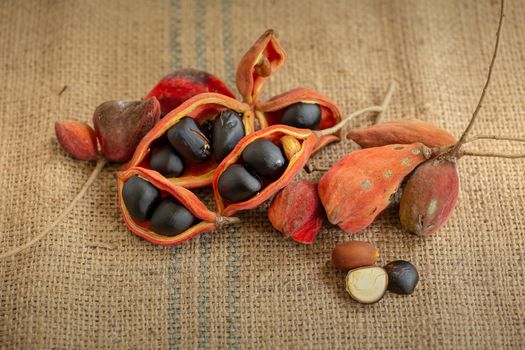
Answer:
[122,176,161,221]
[150,198,196,236]
[149,144,184,177]
[218,164,262,203]
[384,260,419,295]
[212,109,245,162]
[167,117,211,163]
[281,102,321,130]
[241,139,286,179]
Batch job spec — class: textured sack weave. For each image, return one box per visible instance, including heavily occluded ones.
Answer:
[1,0,524,349]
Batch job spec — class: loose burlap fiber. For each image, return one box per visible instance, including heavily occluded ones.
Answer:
[1,0,524,348]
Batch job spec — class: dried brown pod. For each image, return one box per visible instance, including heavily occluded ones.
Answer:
[399,159,459,236]
[347,119,457,149]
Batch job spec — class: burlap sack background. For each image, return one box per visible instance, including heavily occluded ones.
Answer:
[1,0,524,348]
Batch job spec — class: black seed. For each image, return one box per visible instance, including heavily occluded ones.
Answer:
[242,139,286,179]
[218,164,262,203]
[167,117,211,163]
[122,176,161,221]
[281,102,321,130]
[212,109,245,162]
[149,144,184,177]
[150,198,196,236]
[384,260,419,295]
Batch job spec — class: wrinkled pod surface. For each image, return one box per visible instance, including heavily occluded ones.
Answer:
[146,68,236,116]
[399,157,460,236]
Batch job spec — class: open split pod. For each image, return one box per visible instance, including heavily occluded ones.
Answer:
[117,167,239,245]
[235,30,343,151]
[213,125,318,216]
[123,93,255,188]
[256,88,342,153]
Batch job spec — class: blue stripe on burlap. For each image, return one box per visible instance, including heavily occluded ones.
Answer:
[168,0,182,349]
[222,0,241,348]
[194,1,211,348]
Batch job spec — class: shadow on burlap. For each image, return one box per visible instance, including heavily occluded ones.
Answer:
[0,0,524,348]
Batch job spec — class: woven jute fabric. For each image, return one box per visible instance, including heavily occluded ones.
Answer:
[1,0,524,348]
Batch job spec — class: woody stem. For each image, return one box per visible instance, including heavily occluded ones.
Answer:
[0,157,107,260]
[459,151,525,159]
[464,135,525,144]
[318,80,397,137]
[449,0,505,157]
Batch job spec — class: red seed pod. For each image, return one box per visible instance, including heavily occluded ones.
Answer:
[93,97,161,163]
[124,93,254,188]
[268,180,324,244]
[55,121,98,161]
[318,143,432,233]
[213,125,318,216]
[256,88,343,152]
[236,29,286,105]
[146,68,236,116]
[399,158,460,236]
[117,167,239,245]
[347,119,457,149]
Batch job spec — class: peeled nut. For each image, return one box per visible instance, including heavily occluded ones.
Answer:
[332,241,379,270]
[345,266,388,304]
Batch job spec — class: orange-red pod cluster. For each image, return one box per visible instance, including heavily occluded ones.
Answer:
[117,167,238,246]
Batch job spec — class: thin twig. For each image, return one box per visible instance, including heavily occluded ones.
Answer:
[464,135,525,144]
[450,0,505,157]
[316,106,384,137]
[460,151,525,159]
[317,80,397,138]
[0,158,107,260]
[375,80,397,124]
